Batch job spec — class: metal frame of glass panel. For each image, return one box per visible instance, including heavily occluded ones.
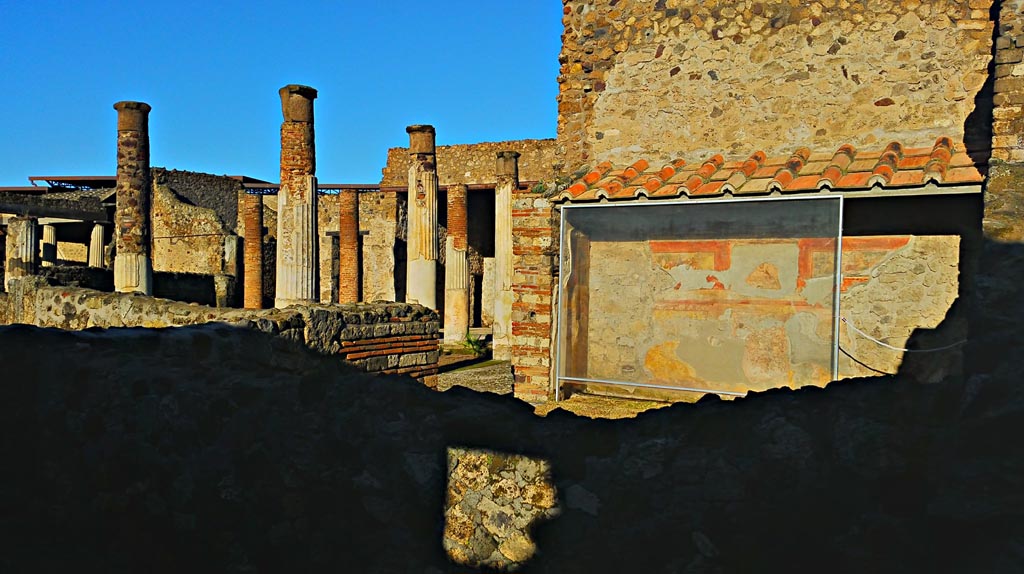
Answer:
[555,195,844,401]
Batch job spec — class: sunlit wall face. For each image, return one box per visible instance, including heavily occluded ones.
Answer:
[557,196,843,399]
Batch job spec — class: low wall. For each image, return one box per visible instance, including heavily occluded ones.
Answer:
[0,278,440,383]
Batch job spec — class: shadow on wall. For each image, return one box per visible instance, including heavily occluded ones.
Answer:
[0,237,1022,573]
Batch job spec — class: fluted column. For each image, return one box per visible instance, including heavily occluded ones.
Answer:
[338,188,360,304]
[4,217,38,291]
[444,183,470,343]
[406,124,438,309]
[88,224,105,268]
[113,101,153,294]
[242,192,264,309]
[275,84,319,308]
[492,150,520,360]
[40,224,57,267]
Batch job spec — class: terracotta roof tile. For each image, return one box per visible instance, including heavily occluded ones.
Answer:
[556,137,984,203]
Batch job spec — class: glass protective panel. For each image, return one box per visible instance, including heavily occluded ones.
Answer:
[557,196,842,398]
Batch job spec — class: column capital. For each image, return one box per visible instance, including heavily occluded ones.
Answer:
[496,150,521,178]
[113,101,151,131]
[279,84,318,123]
[407,125,436,155]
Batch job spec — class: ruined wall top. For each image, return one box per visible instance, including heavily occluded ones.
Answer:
[556,0,995,171]
[381,138,557,187]
[279,84,317,123]
[113,101,151,132]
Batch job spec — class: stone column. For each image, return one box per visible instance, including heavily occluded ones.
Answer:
[242,193,264,309]
[444,183,470,343]
[338,188,360,304]
[492,150,520,360]
[4,217,37,291]
[40,224,57,267]
[275,84,319,308]
[113,101,153,295]
[406,124,439,309]
[88,224,105,268]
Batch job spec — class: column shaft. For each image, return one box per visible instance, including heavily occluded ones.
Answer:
[444,183,469,343]
[275,84,319,308]
[4,217,38,291]
[40,224,57,267]
[113,101,153,294]
[338,188,360,303]
[492,151,520,360]
[242,193,264,309]
[88,224,105,268]
[405,125,438,309]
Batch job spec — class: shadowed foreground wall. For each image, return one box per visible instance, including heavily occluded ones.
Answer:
[0,250,1022,574]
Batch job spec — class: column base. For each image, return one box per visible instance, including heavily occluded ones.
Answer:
[406,258,437,309]
[114,252,152,295]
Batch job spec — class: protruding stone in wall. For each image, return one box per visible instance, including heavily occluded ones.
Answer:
[338,188,360,304]
[275,84,319,308]
[444,183,469,343]
[242,192,264,309]
[406,124,439,309]
[40,224,57,267]
[88,224,105,268]
[4,216,38,292]
[493,150,520,360]
[113,101,153,295]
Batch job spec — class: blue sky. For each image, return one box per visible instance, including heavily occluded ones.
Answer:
[0,0,563,186]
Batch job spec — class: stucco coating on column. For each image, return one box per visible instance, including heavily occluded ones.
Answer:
[4,216,37,291]
[40,225,57,267]
[275,85,319,308]
[444,183,469,343]
[406,124,439,309]
[492,151,520,360]
[113,100,153,294]
[88,224,105,268]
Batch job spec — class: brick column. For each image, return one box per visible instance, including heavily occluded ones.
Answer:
[4,216,37,292]
[444,183,469,343]
[510,194,557,403]
[113,101,153,294]
[275,84,319,308]
[88,224,105,268]
[338,188,360,304]
[493,150,520,360]
[406,124,439,309]
[242,192,264,309]
[40,224,57,267]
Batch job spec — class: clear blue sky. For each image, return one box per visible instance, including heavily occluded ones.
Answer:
[0,0,563,186]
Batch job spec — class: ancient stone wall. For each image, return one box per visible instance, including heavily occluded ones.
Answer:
[150,180,237,277]
[380,139,558,187]
[155,168,243,232]
[557,0,995,171]
[317,193,339,304]
[0,278,439,382]
[986,0,1024,241]
[360,190,400,302]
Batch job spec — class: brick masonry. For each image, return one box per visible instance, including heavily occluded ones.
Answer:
[337,189,360,304]
[985,0,1024,241]
[509,192,559,402]
[242,192,263,308]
